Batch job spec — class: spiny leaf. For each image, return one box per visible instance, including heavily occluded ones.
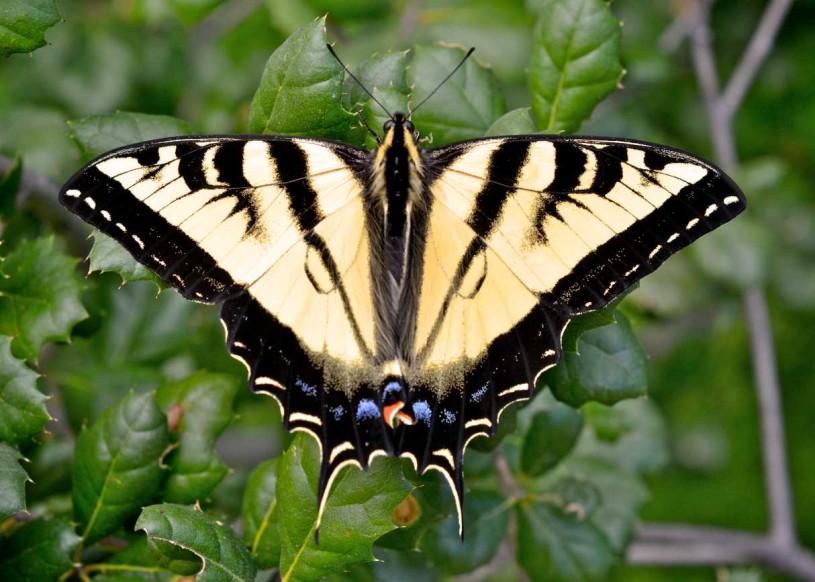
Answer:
[0,0,60,58]
[156,372,239,504]
[73,390,169,545]
[248,16,355,138]
[0,442,29,519]
[0,336,49,444]
[86,231,163,287]
[0,237,88,362]
[529,0,623,132]
[277,434,410,582]
[136,503,256,582]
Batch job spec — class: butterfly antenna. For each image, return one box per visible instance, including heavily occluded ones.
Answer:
[327,44,393,120]
[409,47,475,116]
[357,113,382,144]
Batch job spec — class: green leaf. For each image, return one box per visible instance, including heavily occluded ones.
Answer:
[248,17,355,138]
[0,0,60,58]
[420,490,510,575]
[0,519,79,581]
[521,402,584,477]
[86,231,163,287]
[0,442,29,519]
[516,500,616,582]
[73,390,169,545]
[242,459,281,569]
[0,237,88,361]
[576,398,669,475]
[0,336,49,444]
[485,107,536,137]
[68,111,194,160]
[0,154,22,220]
[155,372,239,504]
[345,50,409,109]
[278,433,410,582]
[409,45,505,144]
[529,0,623,132]
[136,503,256,582]
[549,457,647,552]
[546,312,646,407]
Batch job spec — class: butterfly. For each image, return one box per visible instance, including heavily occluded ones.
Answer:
[59,53,745,537]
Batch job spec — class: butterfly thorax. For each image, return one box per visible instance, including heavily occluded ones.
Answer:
[368,113,427,425]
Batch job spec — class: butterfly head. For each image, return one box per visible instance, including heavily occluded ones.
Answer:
[383,112,419,143]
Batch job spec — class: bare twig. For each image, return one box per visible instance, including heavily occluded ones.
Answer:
[629,524,815,581]
[721,0,795,122]
[744,286,796,546]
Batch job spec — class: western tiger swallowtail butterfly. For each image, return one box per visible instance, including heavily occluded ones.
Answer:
[59,50,745,537]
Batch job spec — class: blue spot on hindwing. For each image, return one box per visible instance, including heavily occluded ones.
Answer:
[441,409,456,424]
[412,401,432,425]
[295,377,317,397]
[470,383,489,403]
[356,399,380,421]
[330,405,345,421]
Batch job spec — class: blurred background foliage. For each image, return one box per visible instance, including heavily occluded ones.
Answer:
[1,0,814,580]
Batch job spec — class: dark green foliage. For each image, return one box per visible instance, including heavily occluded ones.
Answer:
[0,0,806,581]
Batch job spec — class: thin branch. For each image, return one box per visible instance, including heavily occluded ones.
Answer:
[720,0,795,121]
[744,286,796,546]
[688,0,736,170]
[628,524,815,581]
